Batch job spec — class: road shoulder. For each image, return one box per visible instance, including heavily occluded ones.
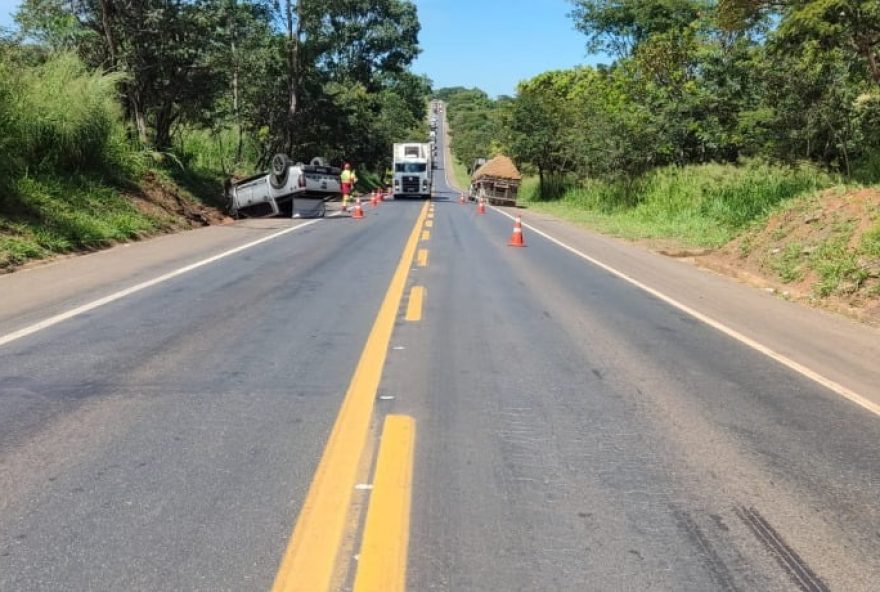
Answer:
[499,205,880,411]
[0,219,315,336]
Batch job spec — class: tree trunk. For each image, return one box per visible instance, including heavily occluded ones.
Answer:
[98,0,116,68]
[285,0,305,154]
[154,104,177,150]
[131,89,149,146]
[538,165,544,199]
[854,37,880,86]
[230,3,243,163]
[234,65,243,163]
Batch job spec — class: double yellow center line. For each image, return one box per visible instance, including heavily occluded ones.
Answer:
[271,202,430,592]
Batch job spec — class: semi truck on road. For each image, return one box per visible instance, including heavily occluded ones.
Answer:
[392,143,432,199]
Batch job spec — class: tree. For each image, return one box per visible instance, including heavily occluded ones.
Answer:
[13,0,429,174]
[719,0,880,86]
[18,0,229,148]
[569,0,708,56]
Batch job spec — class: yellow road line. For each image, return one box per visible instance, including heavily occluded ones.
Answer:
[425,220,433,228]
[421,230,430,241]
[416,249,429,267]
[271,202,429,592]
[405,286,425,322]
[352,415,416,592]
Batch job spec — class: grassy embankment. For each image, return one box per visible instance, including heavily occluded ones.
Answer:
[450,154,471,193]
[518,161,880,303]
[0,53,235,272]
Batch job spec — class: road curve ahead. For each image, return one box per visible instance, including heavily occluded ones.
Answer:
[1,110,880,591]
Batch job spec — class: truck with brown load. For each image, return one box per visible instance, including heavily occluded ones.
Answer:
[470,155,522,206]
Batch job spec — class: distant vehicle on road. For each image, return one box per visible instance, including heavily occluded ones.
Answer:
[393,143,432,199]
[226,155,341,218]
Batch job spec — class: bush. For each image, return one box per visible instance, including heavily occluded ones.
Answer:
[0,51,138,178]
[175,126,260,175]
[524,160,837,247]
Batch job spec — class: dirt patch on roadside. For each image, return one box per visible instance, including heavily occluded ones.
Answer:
[129,171,232,229]
[691,188,880,326]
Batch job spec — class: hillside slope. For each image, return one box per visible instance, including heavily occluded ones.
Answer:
[0,171,229,272]
[697,188,880,324]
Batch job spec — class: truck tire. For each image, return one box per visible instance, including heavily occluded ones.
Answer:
[270,154,291,189]
[310,157,327,167]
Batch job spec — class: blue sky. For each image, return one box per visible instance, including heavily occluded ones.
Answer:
[0,0,605,98]
[412,0,606,97]
[0,0,16,29]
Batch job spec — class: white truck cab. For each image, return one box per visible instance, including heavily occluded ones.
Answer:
[392,143,432,199]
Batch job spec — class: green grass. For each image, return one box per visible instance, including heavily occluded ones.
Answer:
[175,126,260,177]
[0,174,167,269]
[514,159,880,300]
[0,52,230,271]
[767,242,806,284]
[449,154,471,193]
[520,161,837,248]
[862,224,880,258]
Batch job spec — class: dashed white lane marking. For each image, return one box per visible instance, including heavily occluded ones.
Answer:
[490,206,880,419]
[0,219,323,349]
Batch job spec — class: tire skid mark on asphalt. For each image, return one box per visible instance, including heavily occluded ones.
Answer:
[734,506,830,592]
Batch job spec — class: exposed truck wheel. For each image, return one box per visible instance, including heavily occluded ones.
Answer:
[270,154,291,189]
[310,157,327,167]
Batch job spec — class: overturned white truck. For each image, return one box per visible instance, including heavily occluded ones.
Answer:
[226,155,342,218]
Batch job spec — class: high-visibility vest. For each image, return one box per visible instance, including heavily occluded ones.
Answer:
[341,170,356,184]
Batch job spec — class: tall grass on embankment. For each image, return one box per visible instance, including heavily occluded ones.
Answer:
[0,52,222,271]
[450,155,471,193]
[520,161,837,248]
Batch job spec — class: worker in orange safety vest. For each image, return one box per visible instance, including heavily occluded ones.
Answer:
[340,163,357,211]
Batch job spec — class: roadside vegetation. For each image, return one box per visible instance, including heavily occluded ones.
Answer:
[438,0,880,314]
[0,1,430,270]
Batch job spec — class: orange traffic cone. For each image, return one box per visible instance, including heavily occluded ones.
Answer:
[477,198,486,215]
[370,191,378,208]
[459,194,465,204]
[508,215,526,247]
[352,197,364,219]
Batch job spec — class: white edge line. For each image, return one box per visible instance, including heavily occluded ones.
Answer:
[0,219,323,348]
[489,205,880,418]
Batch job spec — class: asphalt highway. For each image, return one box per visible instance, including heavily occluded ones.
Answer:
[1,112,880,591]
